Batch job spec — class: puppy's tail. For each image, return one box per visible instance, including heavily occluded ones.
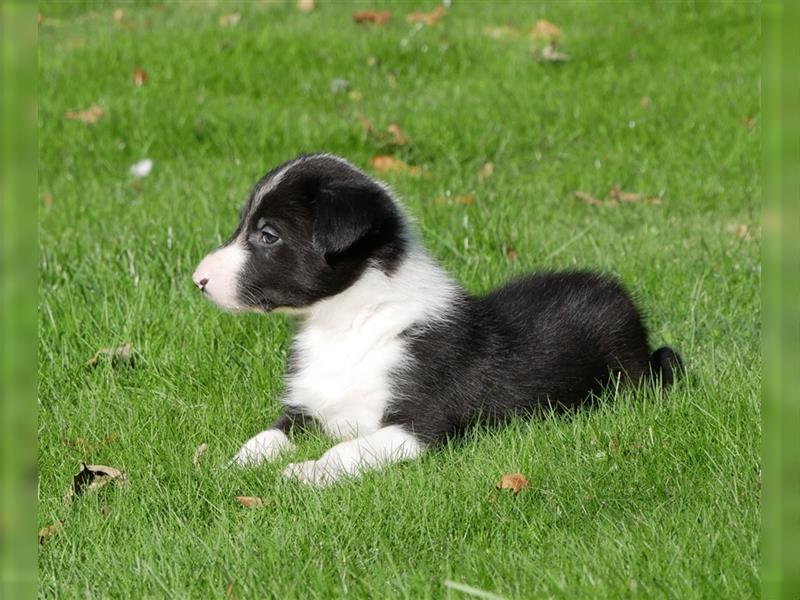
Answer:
[649,346,684,388]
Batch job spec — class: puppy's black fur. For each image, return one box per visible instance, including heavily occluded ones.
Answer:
[386,273,682,443]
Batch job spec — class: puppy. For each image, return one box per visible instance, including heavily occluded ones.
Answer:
[193,154,682,485]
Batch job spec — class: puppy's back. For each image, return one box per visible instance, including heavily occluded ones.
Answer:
[385,272,655,442]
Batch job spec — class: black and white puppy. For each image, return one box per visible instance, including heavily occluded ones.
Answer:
[193,154,682,486]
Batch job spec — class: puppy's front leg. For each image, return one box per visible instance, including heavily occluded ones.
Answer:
[232,412,313,467]
[283,425,424,486]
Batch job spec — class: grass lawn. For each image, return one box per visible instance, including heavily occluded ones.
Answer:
[37,2,761,597]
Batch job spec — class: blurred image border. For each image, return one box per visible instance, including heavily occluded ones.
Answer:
[1,1,37,598]
[762,1,800,598]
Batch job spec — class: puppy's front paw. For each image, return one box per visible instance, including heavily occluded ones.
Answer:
[283,460,338,486]
[231,429,294,467]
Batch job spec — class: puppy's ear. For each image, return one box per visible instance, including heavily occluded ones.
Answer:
[312,184,387,260]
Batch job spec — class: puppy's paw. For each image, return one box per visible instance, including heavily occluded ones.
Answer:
[231,429,294,467]
[283,460,338,486]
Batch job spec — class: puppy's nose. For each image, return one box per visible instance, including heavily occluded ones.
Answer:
[192,270,209,291]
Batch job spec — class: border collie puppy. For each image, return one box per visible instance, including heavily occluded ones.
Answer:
[193,154,682,486]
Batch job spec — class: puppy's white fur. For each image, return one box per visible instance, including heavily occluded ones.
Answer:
[236,247,459,482]
[192,240,248,311]
[283,425,423,486]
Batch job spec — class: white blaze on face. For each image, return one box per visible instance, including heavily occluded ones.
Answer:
[192,240,248,311]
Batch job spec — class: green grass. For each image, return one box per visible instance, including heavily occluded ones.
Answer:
[38,2,760,597]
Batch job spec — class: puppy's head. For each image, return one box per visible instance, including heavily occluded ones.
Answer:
[192,154,406,313]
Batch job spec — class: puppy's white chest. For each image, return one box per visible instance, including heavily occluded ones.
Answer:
[284,322,405,439]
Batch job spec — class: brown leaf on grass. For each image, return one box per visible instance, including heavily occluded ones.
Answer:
[112,8,124,22]
[86,342,135,367]
[477,162,495,182]
[530,19,562,41]
[63,435,117,452]
[297,0,315,13]
[496,473,531,494]
[533,42,569,63]
[483,25,521,40]
[38,521,63,545]
[640,96,651,109]
[100,505,112,516]
[728,223,753,242]
[370,155,427,177]
[192,442,209,468]
[226,583,237,600]
[64,104,104,124]
[741,115,756,129]
[356,112,376,134]
[506,248,519,262]
[37,12,44,24]
[43,191,54,207]
[454,193,474,206]
[132,67,148,87]
[497,473,531,494]
[218,13,241,28]
[65,463,129,503]
[353,11,392,25]
[406,5,446,26]
[573,191,604,207]
[609,185,644,203]
[387,123,408,146]
[235,496,266,509]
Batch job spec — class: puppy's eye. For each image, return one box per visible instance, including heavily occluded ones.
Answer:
[259,226,280,245]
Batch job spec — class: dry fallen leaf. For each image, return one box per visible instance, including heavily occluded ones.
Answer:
[574,191,604,207]
[356,112,375,135]
[353,11,392,25]
[38,521,63,545]
[132,67,148,87]
[534,42,569,63]
[218,13,241,28]
[483,25,521,40]
[741,115,756,129]
[454,193,474,206]
[235,496,266,509]
[530,19,562,41]
[387,123,408,145]
[43,191,54,207]
[506,248,519,262]
[193,442,209,468]
[100,505,112,516]
[86,342,135,367]
[370,155,426,177]
[640,96,651,109]
[496,473,531,494]
[477,162,495,182]
[65,463,129,503]
[297,0,315,13]
[226,582,237,600]
[37,12,44,25]
[112,8,124,22]
[406,5,446,25]
[64,104,104,124]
